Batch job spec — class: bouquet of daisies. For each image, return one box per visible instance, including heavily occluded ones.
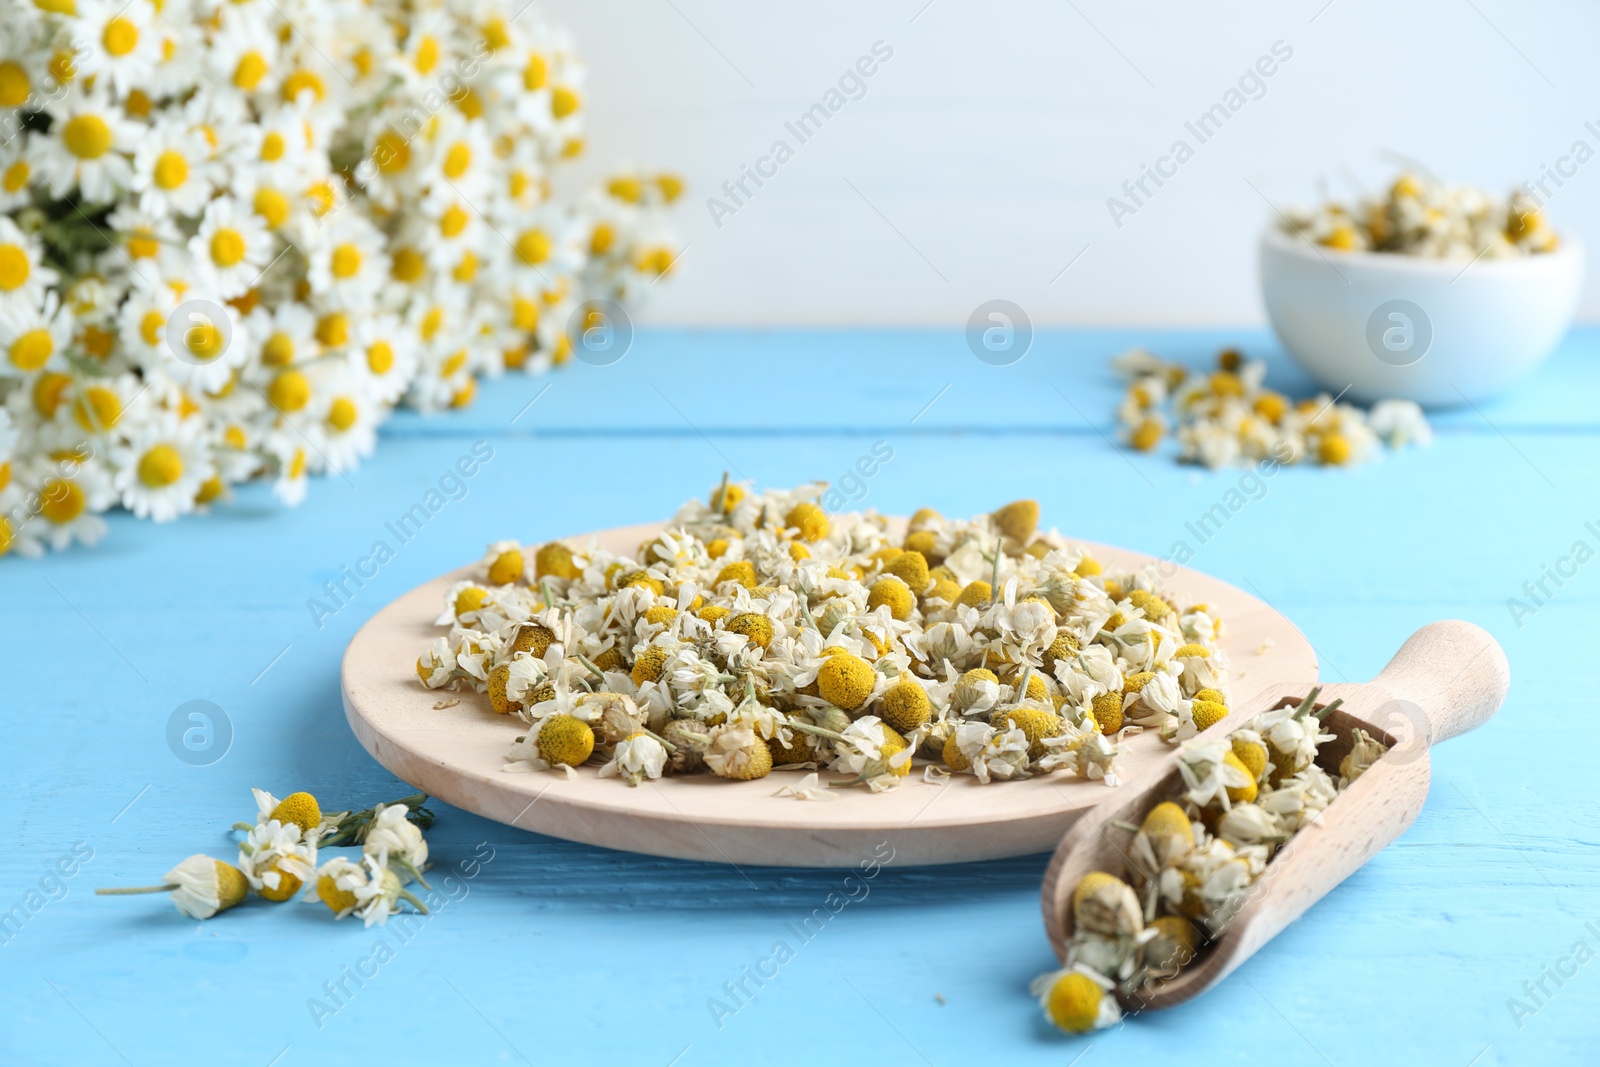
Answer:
[0,0,679,557]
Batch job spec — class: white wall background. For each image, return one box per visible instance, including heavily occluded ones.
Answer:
[545,0,1600,326]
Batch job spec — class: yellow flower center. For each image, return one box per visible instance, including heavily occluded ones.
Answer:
[281,69,325,102]
[63,114,112,159]
[262,331,295,366]
[102,16,139,57]
[551,86,579,119]
[32,372,71,416]
[515,228,549,266]
[209,228,246,267]
[267,369,311,413]
[253,186,289,228]
[419,306,442,341]
[184,321,223,360]
[316,312,348,347]
[123,89,152,117]
[413,35,439,75]
[511,296,539,331]
[482,17,509,51]
[71,386,121,432]
[451,250,477,282]
[287,446,307,479]
[139,309,164,345]
[233,50,267,90]
[440,349,467,377]
[439,204,468,238]
[375,131,409,174]
[126,228,158,258]
[327,396,357,431]
[0,244,28,290]
[138,443,183,487]
[152,149,188,190]
[195,475,225,504]
[223,424,246,449]
[522,54,546,91]
[40,478,85,524]
[259,130,285,162]
[391,247,424,282]
[8,328,53,371]
[454,88,483,120]
[366,340,394,374]
[2,159,29,192]
[589,222,614,256]
[49,49,77,85]
[0,61,30,108]
[79,324,112,359]
[442,142,471,179]
[607,176,642,202]
[330,243,361,278]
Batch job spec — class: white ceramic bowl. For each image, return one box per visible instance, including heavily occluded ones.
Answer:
[1259,226,1584,406]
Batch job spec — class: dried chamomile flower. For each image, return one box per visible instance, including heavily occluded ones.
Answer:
[97,856,251,920]
[943,720,1030,783]
[238,820,319,903]
[598,732,669,786]
[1130,801,1195,873]
[363,803,431,886]
[770,771,839,802]
[1282,171,1561,259]
[426,483,1230,795]
[1037,722,1123,786]
[704,724,774,781]
[1339,728,1388,786]
[1072,870,1144,938]
[1058,686,1377,1003]
[1031,967,1121,1034]
[1110,345,1430,470]
[314,854,430,928]
[1141,915,1201,980]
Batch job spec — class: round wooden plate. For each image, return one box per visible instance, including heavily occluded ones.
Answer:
[341,521,1318,868]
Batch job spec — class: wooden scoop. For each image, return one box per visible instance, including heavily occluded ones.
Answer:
[1039,620,1510,1011]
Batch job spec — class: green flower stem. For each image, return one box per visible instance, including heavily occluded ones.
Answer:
[96,885,179,895]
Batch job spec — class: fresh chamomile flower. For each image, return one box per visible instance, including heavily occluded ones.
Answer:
[345,312,416,403]
[36,85,140,203]
[305,215,390,309]
[206,7,282,99]
[96,855,251,920]
[131,117,219,218]
[307,369,379,474]
[108,410,212,521]
[0,133,43,212]
[0,290,72,378]
[68,0,163,98]
[10,452,114,556]
[190,197,274,298]
[0,217,58,315]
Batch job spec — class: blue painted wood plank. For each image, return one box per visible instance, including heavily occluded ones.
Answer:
[1,336,1597,1066]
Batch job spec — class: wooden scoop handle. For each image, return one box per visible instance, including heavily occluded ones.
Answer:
[1361,620,1510,747]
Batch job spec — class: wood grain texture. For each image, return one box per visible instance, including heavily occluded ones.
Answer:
[1041,621,1510,1009]
[343,520,1317,866]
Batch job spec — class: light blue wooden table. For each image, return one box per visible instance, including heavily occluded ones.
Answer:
[5,327,1596,1066]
